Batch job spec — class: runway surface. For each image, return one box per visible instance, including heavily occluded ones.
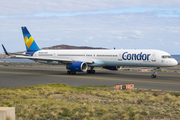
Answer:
[0,65,180,91]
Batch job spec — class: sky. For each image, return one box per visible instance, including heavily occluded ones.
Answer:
[0,0,180,54]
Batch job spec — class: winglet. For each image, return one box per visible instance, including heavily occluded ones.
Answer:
[2,44,9,56]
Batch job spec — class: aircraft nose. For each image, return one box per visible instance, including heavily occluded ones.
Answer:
[173,59,178,66]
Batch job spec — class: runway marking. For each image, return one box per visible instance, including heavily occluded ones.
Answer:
[1,66,180,77]
[0,66,65,70]
[102,71,180,77]
[0,71,180,85]
[120,72,180,77]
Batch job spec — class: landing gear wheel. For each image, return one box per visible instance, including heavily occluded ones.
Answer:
[67,71,70,74]
[151,74,156,78]
[67,71,76,75]
[72,71,76,74]
[151,67,159,78]
[87,70,95,74]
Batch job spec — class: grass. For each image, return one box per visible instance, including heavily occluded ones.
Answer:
[0,83,180,120]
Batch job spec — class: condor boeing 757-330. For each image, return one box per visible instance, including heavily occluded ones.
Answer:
[2,27,178,78]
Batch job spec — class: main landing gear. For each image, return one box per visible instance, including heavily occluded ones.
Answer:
[67,71,76,74]
[87,67,95,74]
[151,67,159,78]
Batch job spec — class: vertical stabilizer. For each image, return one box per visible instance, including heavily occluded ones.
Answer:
[21,27,40,52]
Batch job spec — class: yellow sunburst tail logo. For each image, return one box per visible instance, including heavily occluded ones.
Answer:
[22,27,40,52]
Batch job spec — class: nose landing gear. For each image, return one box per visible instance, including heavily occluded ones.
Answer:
[151,67,159,78]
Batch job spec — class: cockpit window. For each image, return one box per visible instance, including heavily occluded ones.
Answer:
[161,55,173,59]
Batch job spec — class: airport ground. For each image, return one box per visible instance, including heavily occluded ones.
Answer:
[0,64,180,91]
[1,64,180,119]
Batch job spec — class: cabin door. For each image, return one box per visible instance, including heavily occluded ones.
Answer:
[151,53,156,62]
[118,53,122,61]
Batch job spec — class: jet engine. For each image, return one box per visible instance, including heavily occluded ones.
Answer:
[103,66,122,71]
[66,62,88,72]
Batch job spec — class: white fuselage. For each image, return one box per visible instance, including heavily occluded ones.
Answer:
[32,49,178,67]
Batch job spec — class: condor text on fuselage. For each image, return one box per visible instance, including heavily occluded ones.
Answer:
[122,52,151,61]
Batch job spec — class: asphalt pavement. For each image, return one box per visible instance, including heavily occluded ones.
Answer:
[0,65,180,91]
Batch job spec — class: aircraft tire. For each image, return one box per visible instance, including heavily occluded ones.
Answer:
[87,70,95,74]
[67,71,76,74]
[151,74,156,78]
[72,71,76,74]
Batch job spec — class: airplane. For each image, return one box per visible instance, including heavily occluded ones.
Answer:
[2,27,178,78]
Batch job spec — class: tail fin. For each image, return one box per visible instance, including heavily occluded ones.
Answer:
[21,27,40,52]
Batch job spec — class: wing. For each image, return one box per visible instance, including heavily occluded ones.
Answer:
[2,44,94,64]
[15,55,94,64]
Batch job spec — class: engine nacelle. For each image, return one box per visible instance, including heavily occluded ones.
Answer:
[66,62,88,72]
[103,66,122,71]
